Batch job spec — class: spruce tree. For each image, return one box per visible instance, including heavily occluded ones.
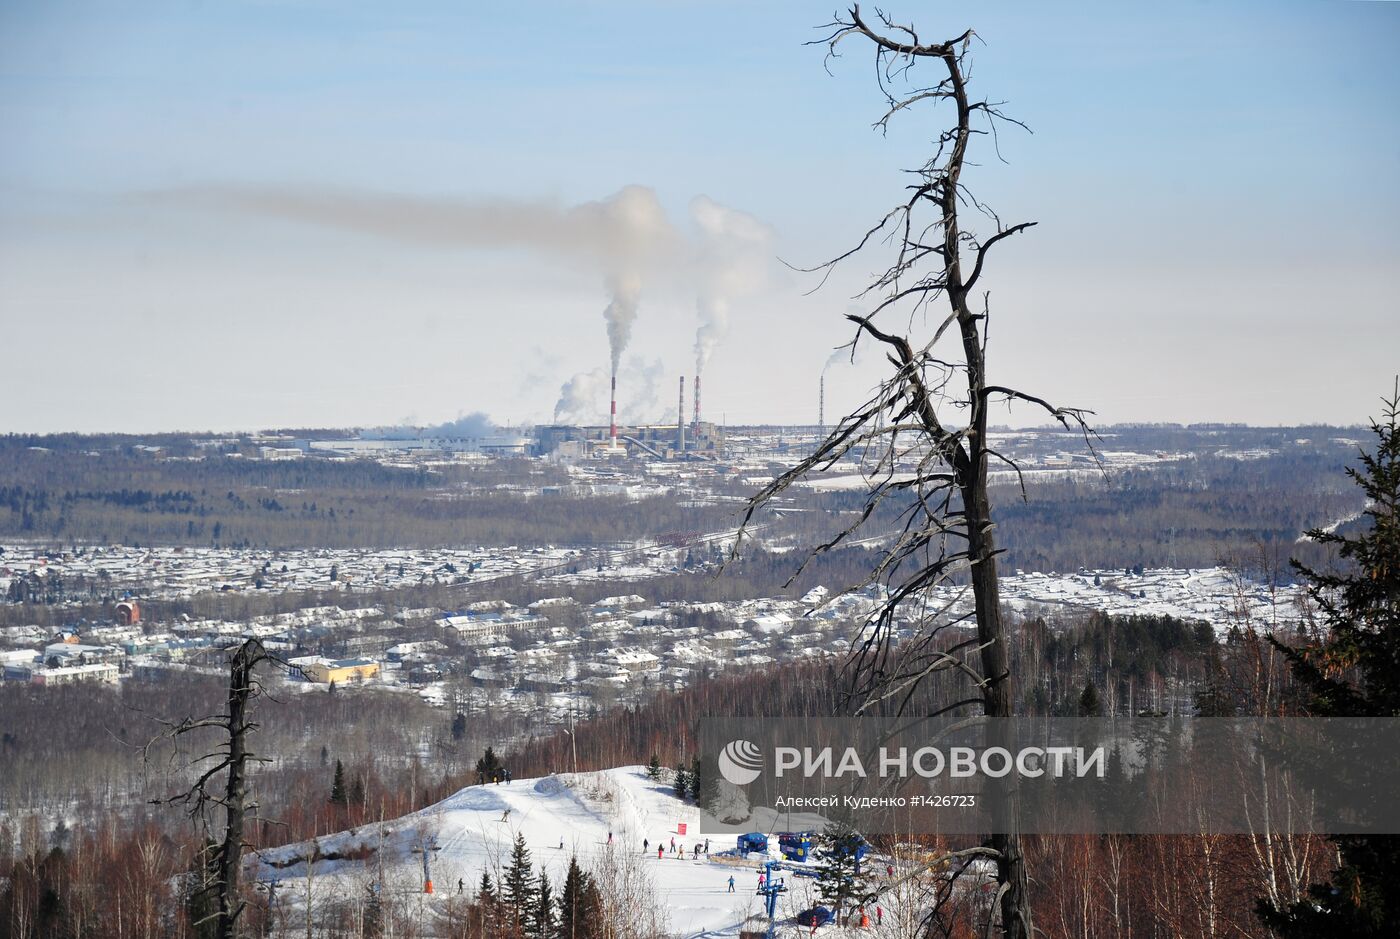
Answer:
[329,758,347,807]
[646,753,662,780]
[478,870,497,908]
[348,774,365,809]
[502,832,536,924]
[815,821,872,926]
[1261,390,1400,937]
[558,856,599,939]
[1077,680,1102,717]
[476,746,502,785]
[672,763,689,799]
[687,756,702,801]
[477,870,499,931]
[688,755,720,811]
[531,871,556,939]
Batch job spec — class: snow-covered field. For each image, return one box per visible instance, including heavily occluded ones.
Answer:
[251,767,890,936]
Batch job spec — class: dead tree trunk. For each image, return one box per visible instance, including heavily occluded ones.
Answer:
[735,6,1095,937]
[148,638,276,939]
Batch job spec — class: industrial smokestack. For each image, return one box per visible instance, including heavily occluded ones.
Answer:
[693,373,701,437]
[609,373,618,448]
[819,372,825,436]
[678,376,686,454]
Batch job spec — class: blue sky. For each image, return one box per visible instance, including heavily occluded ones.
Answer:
[2,1,1397,432]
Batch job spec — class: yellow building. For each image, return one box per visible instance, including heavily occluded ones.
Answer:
[304,658,380,684]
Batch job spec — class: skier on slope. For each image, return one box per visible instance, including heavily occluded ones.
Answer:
[727,875,736,893]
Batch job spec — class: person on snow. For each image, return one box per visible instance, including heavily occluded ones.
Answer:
[607,831,613,845]
[886,863,895,877]
[758,872,766,888]
[657,846,664,859]
[727,875,736,893]
[643,838,649,854]
[692,844,700,859]
[559,837,564,850]
[704,838,710,854]
[500,809,511,822]
[876,906,883,925]
[458,878,464,894]
[670,836,676,852]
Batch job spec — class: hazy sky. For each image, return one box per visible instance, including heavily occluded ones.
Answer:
[2,0,1397,433]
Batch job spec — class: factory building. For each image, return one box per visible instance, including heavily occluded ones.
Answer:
[533,422,724,459]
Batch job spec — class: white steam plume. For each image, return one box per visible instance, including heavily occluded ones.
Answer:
[552,358,666,425]
[618,356,666,424]
[553,368,609,425]
[158,182,678,405]
[690,195,773,375]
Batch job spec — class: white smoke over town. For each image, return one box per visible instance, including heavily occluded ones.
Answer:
[159,183,771,425]
[552,357,668,426]
[553,368,609,425]
[368,411,497,440]
[690,196,773,377]
[618,356,667,424]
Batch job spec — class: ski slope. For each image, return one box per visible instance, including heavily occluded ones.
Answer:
[251,766,841,936]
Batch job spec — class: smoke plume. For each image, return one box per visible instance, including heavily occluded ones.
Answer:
[690,195,773,375]
[552,357,667,425]
[553,368,610,425]
[367,411,497,439]
[158,183,776,421]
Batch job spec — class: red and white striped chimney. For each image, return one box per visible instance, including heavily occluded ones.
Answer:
[609,373,618,448]
[678,376,686,453]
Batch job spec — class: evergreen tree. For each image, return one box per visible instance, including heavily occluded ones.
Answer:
[685,754,721,811]
[646,753,662,780]
[687,756,703,801]
[502,832,536,924]
[452,712,468,741]
[1077,680,1102,717]
[348,773,365,809]
[1262,390,1400,937]
[329,758,347,807]
[672,763,690,799]
[558,856,601,939]
[476,746,502,785]
[478,870,498,908]
[361,881,384,939]
[531,871,556,939]
[815,821,873,926]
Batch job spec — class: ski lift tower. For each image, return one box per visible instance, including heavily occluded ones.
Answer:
[411,833,442,893]
[757,859,787,934]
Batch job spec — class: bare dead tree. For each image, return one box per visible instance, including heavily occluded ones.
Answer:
[733,7,1095,937]
[145,638,282,939]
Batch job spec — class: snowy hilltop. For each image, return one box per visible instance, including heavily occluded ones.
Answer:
[247,765,948,936]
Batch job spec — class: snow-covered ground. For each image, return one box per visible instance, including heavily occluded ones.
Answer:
[975,566,1306,632]
[251,767,880,936]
